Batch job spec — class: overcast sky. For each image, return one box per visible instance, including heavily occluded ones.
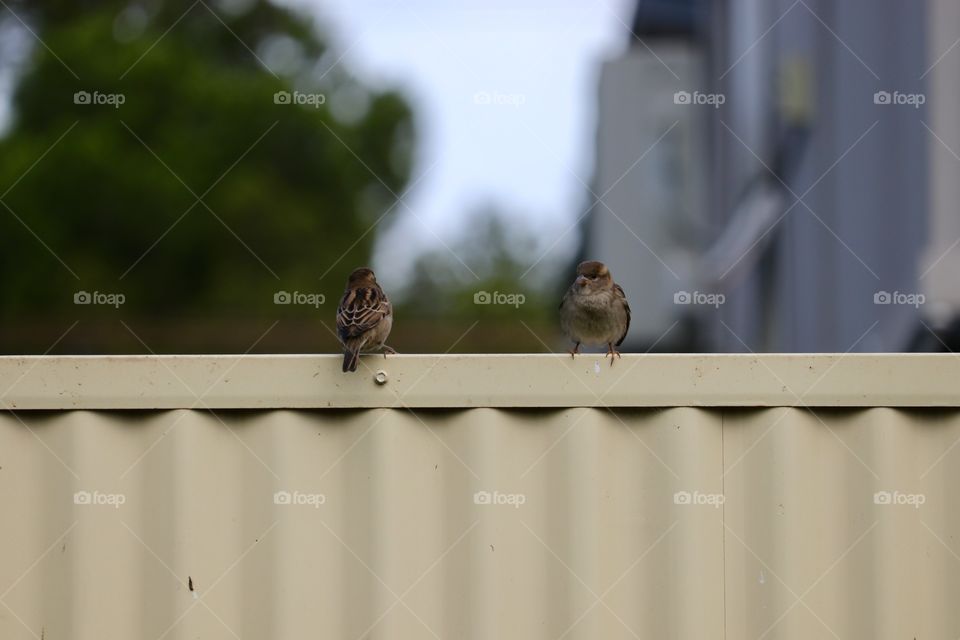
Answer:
[279,0,633,287]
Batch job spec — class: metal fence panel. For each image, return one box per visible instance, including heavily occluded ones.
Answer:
[0,356,956,639]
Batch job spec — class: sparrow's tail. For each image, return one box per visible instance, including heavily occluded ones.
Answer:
[342,347,360,373]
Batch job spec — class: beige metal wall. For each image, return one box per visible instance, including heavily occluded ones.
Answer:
[0,355,958,639]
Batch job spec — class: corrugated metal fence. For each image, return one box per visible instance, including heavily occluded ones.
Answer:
[1,354,958,639]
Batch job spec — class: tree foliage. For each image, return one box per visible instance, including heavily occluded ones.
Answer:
[0,0,413,323]
[393,209,560,352]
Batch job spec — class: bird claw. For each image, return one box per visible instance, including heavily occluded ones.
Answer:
[569,343,580,359]
[382,345,397,358]
[605,345,621,366]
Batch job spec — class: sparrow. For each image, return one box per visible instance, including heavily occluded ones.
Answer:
[336,267,395,373]
[559,260,631,366]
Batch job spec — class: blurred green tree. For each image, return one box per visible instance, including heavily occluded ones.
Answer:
[392,208,561,353]
[0,0,413,351]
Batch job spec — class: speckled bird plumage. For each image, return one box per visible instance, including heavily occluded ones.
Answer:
[559,260,631,365]
[336,267,394,373]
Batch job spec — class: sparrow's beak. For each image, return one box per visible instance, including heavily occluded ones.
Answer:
[575,275,588,287]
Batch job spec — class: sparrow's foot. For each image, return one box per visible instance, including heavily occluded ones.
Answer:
[568,342,581,359]
[382,345,397,358]
[605,343,621,366]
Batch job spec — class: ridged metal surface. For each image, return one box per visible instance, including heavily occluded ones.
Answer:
[1,354,959,408]
[1,357,958,639]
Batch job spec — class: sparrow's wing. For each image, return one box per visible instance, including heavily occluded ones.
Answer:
[613,283,631,346]
[337,286,390,342]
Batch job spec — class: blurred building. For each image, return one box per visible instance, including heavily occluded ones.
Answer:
[585,0,957,352]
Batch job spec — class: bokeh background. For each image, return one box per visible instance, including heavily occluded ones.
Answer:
[0,0,957,354]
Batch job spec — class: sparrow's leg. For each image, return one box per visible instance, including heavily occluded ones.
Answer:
[605,343,621,366]
[568,342,580,359]
[382,345,397,358]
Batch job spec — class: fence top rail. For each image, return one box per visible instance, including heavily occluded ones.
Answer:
[0,353,955,410]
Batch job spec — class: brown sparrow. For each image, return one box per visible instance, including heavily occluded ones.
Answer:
[336,267,395,372]
[559,260,631,365]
